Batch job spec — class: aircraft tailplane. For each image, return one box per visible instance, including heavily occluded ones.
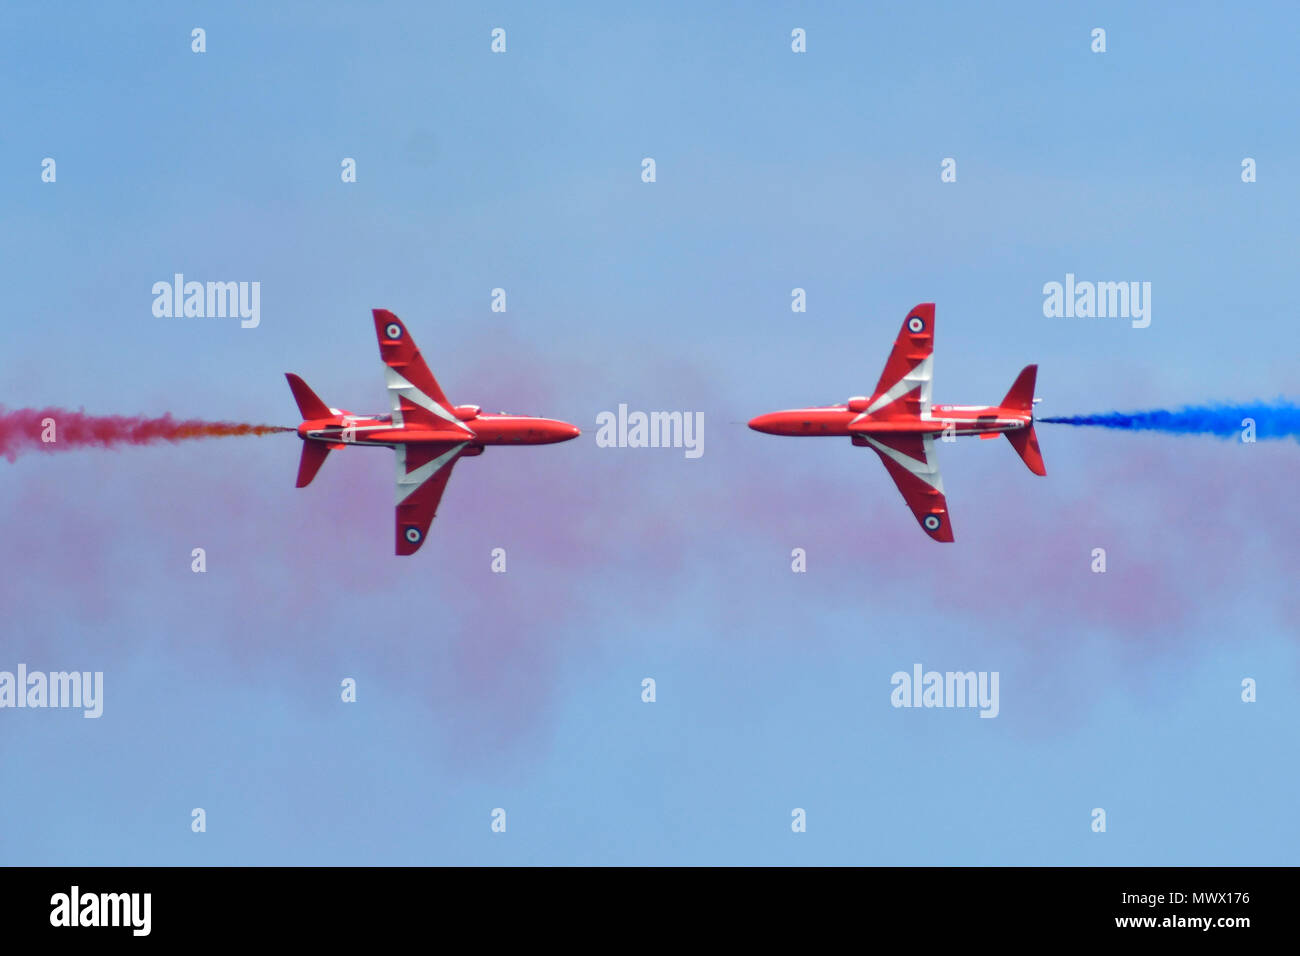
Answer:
[1005,425,1046,476]
[295,441,331,488]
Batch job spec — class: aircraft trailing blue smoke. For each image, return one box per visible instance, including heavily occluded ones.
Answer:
[1039,400,1300,440]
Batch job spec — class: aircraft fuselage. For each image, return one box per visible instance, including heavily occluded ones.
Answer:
[748,403,1033,438]
[299,411,581,449]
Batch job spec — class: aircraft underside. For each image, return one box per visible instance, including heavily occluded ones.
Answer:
[748,304,1046,542]
[286,310,580,554]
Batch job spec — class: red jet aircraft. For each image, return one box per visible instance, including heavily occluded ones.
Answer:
[748,303,1045,542]
[286,309,580,555]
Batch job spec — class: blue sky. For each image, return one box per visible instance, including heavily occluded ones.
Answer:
[1,2,1296,865]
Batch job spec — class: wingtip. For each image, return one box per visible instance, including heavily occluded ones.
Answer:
[921,511,954,542]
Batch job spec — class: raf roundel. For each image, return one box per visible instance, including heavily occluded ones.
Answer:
[907,316,926,334]
[923,514,942,531]
[404,526,422,544]
[385,322,403,340]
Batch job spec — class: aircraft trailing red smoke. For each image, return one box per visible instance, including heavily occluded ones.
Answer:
[0,407,291,462]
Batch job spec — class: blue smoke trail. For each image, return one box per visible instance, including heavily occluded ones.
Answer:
[1039,400,1300,440]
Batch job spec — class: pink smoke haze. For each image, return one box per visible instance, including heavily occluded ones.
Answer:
[1,362,1295,761]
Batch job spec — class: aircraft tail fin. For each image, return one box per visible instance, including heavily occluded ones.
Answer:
[1005,425,1046,476]
[295,441,331,488]
[1001,364,1038,412]
[285,373,332,420]
[1000,364,1046,475]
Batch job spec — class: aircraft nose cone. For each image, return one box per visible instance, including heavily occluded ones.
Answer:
[547,421,580,442]
[748,413,776,434]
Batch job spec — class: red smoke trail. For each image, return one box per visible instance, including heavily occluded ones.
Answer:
[0,407,291,462]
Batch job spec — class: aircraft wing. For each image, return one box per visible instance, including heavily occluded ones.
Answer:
[859,433,954,542]
[394,441,470,555]
[373,309,474,435]
[865,304,935,420]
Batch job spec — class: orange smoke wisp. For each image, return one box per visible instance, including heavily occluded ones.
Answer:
[0,407,292,462]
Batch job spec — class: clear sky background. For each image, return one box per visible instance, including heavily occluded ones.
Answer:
[1,2,1296,864]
